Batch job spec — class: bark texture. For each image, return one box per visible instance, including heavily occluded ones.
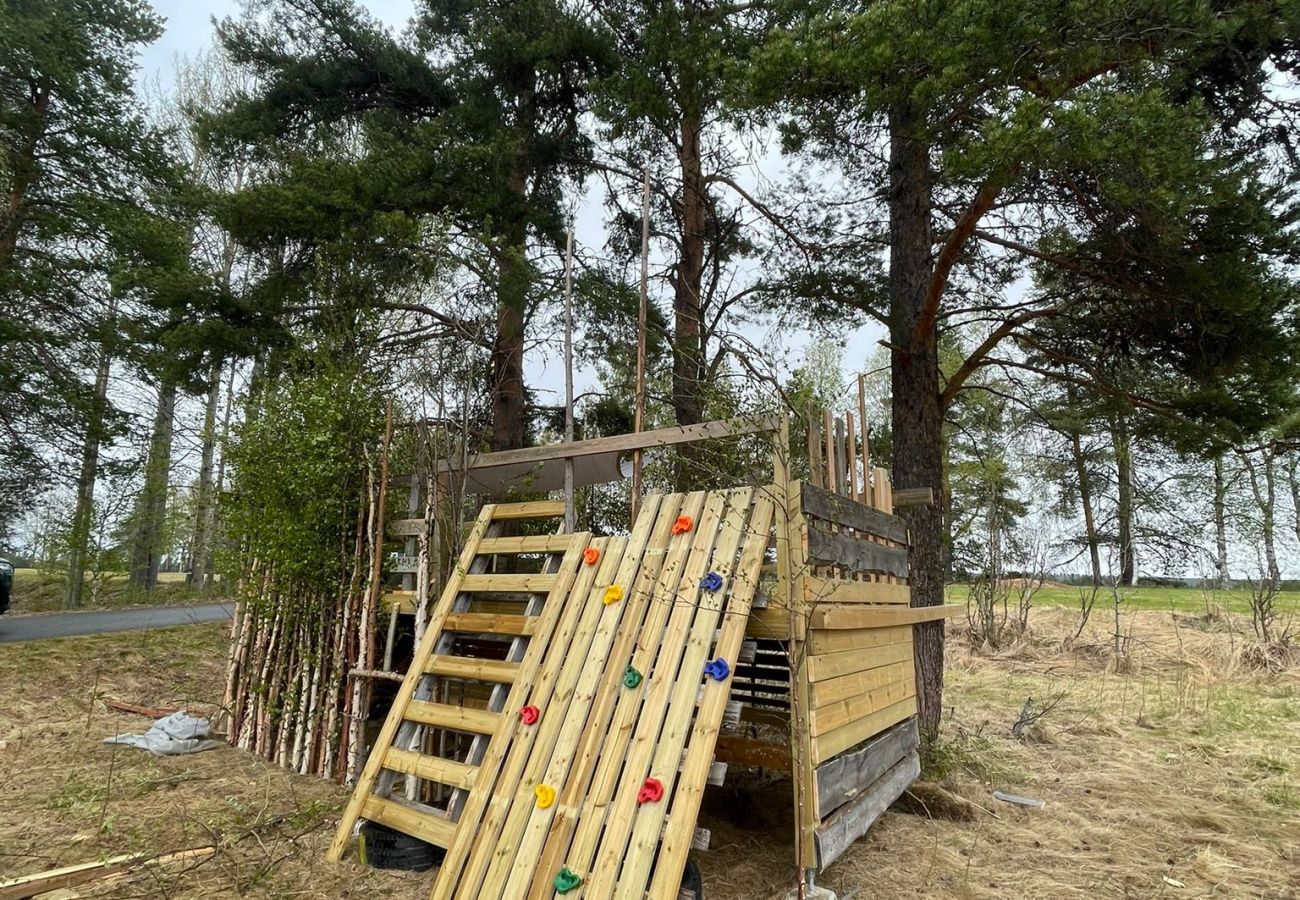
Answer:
[66,341,112,608]
[129,380,177,588]
[1113,416,1136,586]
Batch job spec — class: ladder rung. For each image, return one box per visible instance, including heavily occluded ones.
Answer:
[426,655,520,683]
[404,700,499,734]
[460,574,557,593]
[383,748,478,790]
[444,612,537,636]
[490,500,566,520]
[478,535,574,554]
[361,796,455,848]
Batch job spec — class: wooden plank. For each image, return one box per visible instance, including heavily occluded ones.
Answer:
[459,573,557,593]
[425,655,520,684]
[0,849,214,900]
[811,697,917,765]
[477,535,573,554]
[646,497,776,900]
[404,700,499,734]
[384,748,478,790]
[800,482,908,544]
[805,527,908,578]
[326,505,500,861]
[807,624,910,656]
[809,659,913,711]
[437,416,781,474]
[803,577,911,605]
[806,641,912,683]
[808,677,915,738]
[489,500,567,520]
[812,604,961,629]
[443,612,536,636]
[892,487,934,508]
[361,796,456,848]
[389,517,428,537]
[712,735,792,770]
[815,719,918,817]
[814,750,919,869]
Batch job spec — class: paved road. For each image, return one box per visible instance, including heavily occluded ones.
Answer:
[0,603,234,643]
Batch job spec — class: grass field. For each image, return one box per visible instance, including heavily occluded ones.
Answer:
[7,568,225,614]
[0,601,1296,898]
[946,582,1300,617]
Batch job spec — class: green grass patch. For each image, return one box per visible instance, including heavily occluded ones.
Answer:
[9,568,227,614]
[944,583,1300,616]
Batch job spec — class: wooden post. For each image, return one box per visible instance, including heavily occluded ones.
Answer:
[846,413,858,501]
[808,414,824,489]
[563,228,576,533]
[823,409,836,494]
[858,374,870,504]
[631,170,649,522]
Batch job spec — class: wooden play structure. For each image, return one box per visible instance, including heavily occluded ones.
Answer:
[328,412,955,899]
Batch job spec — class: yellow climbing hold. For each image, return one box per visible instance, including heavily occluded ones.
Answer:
[603,584,625,605]
[534,784,556,809]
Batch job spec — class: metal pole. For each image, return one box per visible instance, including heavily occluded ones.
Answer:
[632,169,649,523]
[563,228,576,533]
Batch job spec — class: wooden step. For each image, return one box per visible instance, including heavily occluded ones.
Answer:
[459,573,557,593]
[361,796,455,848]
[384,748,478,790]
[478,535,574,555]
[403,700,499,734]
[443,612,537,636]
[490,500,566,520]
[426,655,520,683]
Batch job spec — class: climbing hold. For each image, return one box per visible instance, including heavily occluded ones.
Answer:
[701,571,724,592]
[534,784,556,809]
[671,515,694,535]
[554,867,583,893]
[519,705,540,725]
[603,584,625,605]
[637,777,664,805]
[623,665,643,688]
[704,658,731,682]
[583,546,601,566]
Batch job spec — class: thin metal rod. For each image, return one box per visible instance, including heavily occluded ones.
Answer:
[563,228,576,533]
[631,168,649,522]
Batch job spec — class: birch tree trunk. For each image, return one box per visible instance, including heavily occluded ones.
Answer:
[188,360,222,588]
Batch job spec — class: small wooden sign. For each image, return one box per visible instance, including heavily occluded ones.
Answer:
[389,554,420,573]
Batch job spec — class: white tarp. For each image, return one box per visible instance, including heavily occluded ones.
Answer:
[104,711,223,755]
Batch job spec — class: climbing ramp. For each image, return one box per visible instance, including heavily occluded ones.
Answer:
[330,487,776,900]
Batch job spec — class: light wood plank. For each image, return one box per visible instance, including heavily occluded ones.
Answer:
[443,612,537,636]
[404,700,499,735]
[361,796,456,848]
[426,655,520,683]
[478,535,574,554]
[809,660,914,711]
[490,500,568,520]
[807,624,909,656]
[803,576,911,605]
[385,748,478,790]
[808,677,915,738]
[805,640,912,683]
[812,603,961,629]
[460,574,558,593]
[811,697,917,765]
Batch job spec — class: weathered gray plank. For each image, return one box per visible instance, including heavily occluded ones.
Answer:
[814,749,920,869]
[801,481,909,544]
[815,718,918,816]
[805,527,909,578]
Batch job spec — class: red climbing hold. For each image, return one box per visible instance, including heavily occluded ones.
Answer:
[671,515,694,535]
[583,546,601,566]
[519,705,540,725]
[637,777,664,805]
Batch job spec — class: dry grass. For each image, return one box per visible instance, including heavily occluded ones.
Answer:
[1,608,1298,898]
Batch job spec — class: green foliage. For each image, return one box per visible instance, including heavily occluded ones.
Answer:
[222,352,384,592]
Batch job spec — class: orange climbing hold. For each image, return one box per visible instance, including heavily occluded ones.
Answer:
[671,515,694,535]
[583,546,601,566]
[603,584,625,605]
[534,784,556,809]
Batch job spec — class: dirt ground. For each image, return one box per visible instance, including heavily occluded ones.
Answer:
[1,607,1297,899]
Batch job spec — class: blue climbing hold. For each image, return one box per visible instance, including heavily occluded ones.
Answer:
[704,658,731,681]
[701,571,723,592]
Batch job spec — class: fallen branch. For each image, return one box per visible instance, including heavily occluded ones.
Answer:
[106,699,180,718]
[0,847,214,899]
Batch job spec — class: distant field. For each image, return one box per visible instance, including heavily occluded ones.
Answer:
[946,582,1300,617]
[8,568,225,614]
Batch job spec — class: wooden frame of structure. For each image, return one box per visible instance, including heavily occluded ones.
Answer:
[332,412,956,897]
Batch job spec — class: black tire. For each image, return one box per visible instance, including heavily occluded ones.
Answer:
[680,857,704,899]
[358,821,446,872]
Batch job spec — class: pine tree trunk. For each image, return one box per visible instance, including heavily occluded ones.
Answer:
[672,108,707,487]
[1214,455,1231,589]
[129,379,177,589]
[1113,415,1136,586]
[66,339,112,608]
[188,361,222,588]
[1069,418,1102,586]
[887,102,946,742]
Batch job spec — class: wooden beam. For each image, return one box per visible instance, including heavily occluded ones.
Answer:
[804,576,910,605]
[360,796,456,848]
[489,500,567,520]
[815,719,919,817]
[892,487,934,508]
[812,604,962,630]
[800,482,908,544]
[712,735,792,770]
[805,528,909,578]
[0,848,214,900]
[814,750,920,869]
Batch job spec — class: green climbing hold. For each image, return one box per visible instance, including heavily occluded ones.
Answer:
[554,867,583,893]
[623,665,643,688]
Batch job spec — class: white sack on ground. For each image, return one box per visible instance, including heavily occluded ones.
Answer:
[103,711,223,755]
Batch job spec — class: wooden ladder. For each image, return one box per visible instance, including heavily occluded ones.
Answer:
[327,500,592,859]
